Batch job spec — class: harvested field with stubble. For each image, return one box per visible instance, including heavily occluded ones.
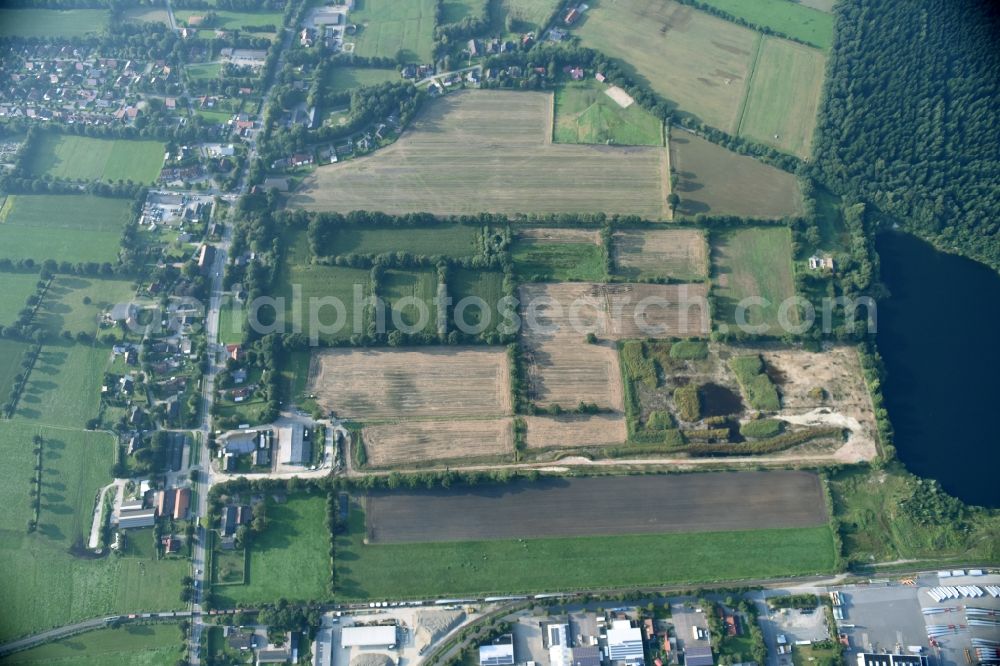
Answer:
[521,282,710,341]
[524,414,627,449]
[364,471,828,543]
[613,228,709,281]
[361,418,514,467]
[307,347,511,421]
[291,91,670,218]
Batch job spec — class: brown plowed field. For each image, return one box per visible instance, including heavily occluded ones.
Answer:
[361,418,514,467]
[307,347,511,420]
[364,471,828,543]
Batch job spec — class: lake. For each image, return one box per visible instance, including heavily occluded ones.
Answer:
[875,232,1000,507]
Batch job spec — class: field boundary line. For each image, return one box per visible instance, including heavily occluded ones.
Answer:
[734,32,765,137]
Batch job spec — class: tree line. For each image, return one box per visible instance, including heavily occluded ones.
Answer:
[809,0,1000,274]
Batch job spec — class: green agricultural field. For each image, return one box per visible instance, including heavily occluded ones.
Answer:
[26,134,165,183]
[0,194,132,264]
[0,8,107,38]
[737,37,826,158]
[325,67,401,93]
[277,263,372,343]
[380,268,440,335]
[35,275,136,337]
[217,295,246,346]
[186,61,223,81]
[0,421,186,642]
[214,494,331,606]
[441,0,486,24]
[499,0,560,33]
[696,0,834,49]
[14,342,109,428]
[512,239,606,282]
[0,338,30,407]
[575,0,757,132]
[553,79,663,147]
[175,8,283,29]
[3,624,184,666]
[349,0,437,62]
[319,224,479,257]
[123,6,171,24]
[712,227,797,335]
[450,269,505,335]
[0,271,42,328]
[335,506,836,599]
[669,131,802,219]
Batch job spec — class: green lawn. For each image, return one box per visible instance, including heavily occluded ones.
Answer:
[380,268,440,335]
[217,295,245,346]
[175,8,282,29]
[512,239,607,282]
[325,67,401,93]
[0,194,132,264]
[2,624,184,666]
[0,271,42,328]
[0,421,186,642]
[349,0,437,63]
[25,134,165,183]
[122,6,171,24]
[737,37,827,158]
[450,269,505,336]
[499,0,560,33]
[335,506,836,599]
[0,8,106,37]
[441,0,486,23]
[277,262,372,343]
[14,342,109,428]
[696,0,834,49]
[553,79,663,147]
[214,494,331,606]
[35,275,136,337]
[186,61,223,81]
[319,224,479,257]
[712,226,797,335]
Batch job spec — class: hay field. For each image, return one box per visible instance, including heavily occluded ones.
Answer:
[513,228,607,282]
[670,131,802,218]
[576,0,757,132]
[738,37,827,158]
[307,347,511,420]
[291,91,669,218]
[524,414,627,449]
[361,418,514,467]
[613,228,708,281]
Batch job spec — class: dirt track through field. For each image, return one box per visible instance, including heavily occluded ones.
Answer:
[365,470,828,543]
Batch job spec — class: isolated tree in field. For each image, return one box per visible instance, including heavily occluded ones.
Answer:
[667,193,680,215]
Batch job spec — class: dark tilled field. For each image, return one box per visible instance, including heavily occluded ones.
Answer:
[365,471,827,543]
